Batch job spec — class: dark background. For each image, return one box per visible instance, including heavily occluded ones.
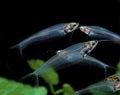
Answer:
[0,0,120,94]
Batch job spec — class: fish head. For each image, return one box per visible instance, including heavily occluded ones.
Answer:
[64,22,79,33]
[82,40,98,55]
[79,26,92,35]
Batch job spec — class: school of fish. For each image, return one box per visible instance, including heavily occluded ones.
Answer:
[10,22,120,94]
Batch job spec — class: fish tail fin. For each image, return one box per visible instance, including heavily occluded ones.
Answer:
[19,46,23,56]
[20,72,39,86]
[103,66,107,79]
[10,44,23,56]
[104,65,116,79]
[83,56,116,79]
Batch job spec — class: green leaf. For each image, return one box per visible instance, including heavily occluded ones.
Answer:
[0,77,48,95]
[27,59,59,85]
[62,83,75,95]
[40,68,59,85]
[117,61,120,73]
[27,59,45,70]
[35,87,48,95]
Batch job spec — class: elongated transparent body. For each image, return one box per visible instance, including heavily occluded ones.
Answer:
[21,41,98,83]
[79,26,120,44]
[21,40,115,85]
[33,40,115,78]
[75,81,119,95]
[11,22,79,55]
[33,41,98,75]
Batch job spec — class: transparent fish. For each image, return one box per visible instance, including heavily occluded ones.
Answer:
[106,73,120,82]
[20,40,99,85]
[83,55,116,78]
[79,26,120,45]
[75,81,120,95]
[10,22,79,55]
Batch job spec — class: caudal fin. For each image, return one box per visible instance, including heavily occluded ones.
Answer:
[10,44,23,56]
[20,72,39,86]
[83,55,116,79]
[102,65,117,79]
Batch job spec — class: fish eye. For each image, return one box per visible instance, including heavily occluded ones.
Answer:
[73,24,76,27]
[72,23,77,26]
[92,42,95,45]
[92,41,97,46]
[70,22,79,27]
[70,22,79,29]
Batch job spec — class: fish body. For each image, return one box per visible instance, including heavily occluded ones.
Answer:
[75,81,119,95]
[79,26,120,44]
[21,40,115,85]
[75,73,120,95]
[11,22,79,55]
[21,40,98,83]
[34,40,98,75]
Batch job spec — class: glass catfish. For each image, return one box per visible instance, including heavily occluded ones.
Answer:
[21,40,115,85]
[75,81,120,95]
[11,22,79,55]
[79,26,120,45]
[75,73,120,95]
[21,40,98,84]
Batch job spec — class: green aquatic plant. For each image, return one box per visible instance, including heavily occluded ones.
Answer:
[62,83,75,95]
[117,60,120,73]
[27,59,120,95]
[27,59,75,95]
[27,59,59,85]
[1,59,119,95]
[0,59,75,95]
[0,77,48,95]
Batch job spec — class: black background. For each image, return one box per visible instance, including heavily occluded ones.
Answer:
[0,0,120,94]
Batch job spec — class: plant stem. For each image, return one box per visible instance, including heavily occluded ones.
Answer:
[55,89,63,94]
[49,84,56,95]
